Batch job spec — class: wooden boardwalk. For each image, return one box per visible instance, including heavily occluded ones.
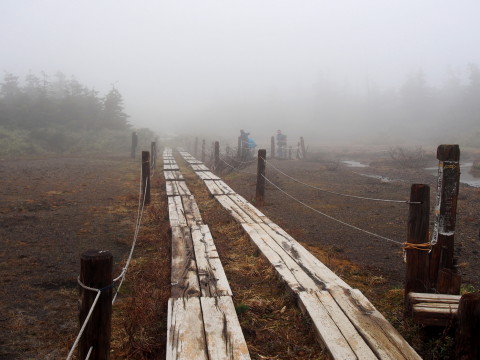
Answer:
[178,150,421,360]
[163,148,250,360]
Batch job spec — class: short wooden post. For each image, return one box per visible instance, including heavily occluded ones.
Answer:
[404,184,430,302]
[256,149,266,205]
[270,136,275,159]
[150,141,156,170]
[289,146,292,160]
[79,250,113,360]
[214,141,220,170]
[131,132,138,159]
[202,139,206,163]
[429,144,460,293]
[141,151,151,205]
[456,292,480,360]
[237,136,241,159]
[194,137,198,157]
[300,137,306,159]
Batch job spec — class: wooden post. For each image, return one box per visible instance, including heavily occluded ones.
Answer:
[79,250,113,360]
[131,132,138,159]
[141,151,151,205]
[237,136,241,159]
[150,141,156,170]
[202,139,206,163]
[429,144,460,293]
[289,146,292,160]
[256,149,266,205]
[405,184,430,302]
[214,141,220,171]
[270,136,275,159]
[456,292,480,360]
[300,137,306,159]
[194,137,198,158]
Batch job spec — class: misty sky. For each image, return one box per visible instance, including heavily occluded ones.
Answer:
[1,0,480,141]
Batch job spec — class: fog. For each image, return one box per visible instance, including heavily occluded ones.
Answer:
[2,0,480,146]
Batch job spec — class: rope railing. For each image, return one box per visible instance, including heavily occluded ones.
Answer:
[65,170,149,359]
[219,155,257,175]
[262,157,419,204]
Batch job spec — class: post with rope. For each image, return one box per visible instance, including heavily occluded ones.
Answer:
[289,146,292,160]
[202,139,206,163]
[131,131,138,159]
[429,144,460,294]
[194,136,198,158]
[300,137,306,159]
[142,151,151,205]
[150,141,156,170]
[270,136,275,159]
[256,149,266,206]
[79,250,113,360]
[237,136,241,159]
[404,184,431,304]
[214,141,220,171]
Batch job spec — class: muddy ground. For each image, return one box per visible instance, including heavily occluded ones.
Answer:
[0,149,479,359]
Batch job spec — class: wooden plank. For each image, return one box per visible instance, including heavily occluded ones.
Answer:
[228,194,269,224]
[164,164,180,170]
[215,195,255,224]
[197,171,220,180]
[164,159,177,164]
[171,226,201,298]
[168,196,188,227]
[408,292,461,304]
[166,181,192,196]
[191,164,210,171]
[413,303,458,314]
[298,291,375,360]
[329,286,421,360]
[187,159,203,164]
[241,223,319,292]
[166,297,208,360]
[214,181,236,195]
[181,195,203,227]
[204,180,225,196]
[201,296,251,360]
[165,171,185,181]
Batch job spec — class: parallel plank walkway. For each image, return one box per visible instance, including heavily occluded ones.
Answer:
[163,148,250,360]
[178,150,421,360]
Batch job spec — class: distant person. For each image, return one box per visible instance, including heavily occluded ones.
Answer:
[276,129,287,159]
[246,137,257,158]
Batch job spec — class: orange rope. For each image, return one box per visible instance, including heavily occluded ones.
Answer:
[403,242,432,251]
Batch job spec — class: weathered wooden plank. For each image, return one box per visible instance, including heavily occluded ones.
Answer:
[197,171,220,180]
[191,225,232,297]
[164,159,177,164]
[214,181,236,195]
[171,226,201,298]
[166,297,208,360]
[191,164,210,171]
[241,223,319,292]
[166,181,192,196]
[330,287,421,360]
[168,196,188,227]
[298,291,375,359]
[228,195,268,224]
[186,159,203,164]
[164,164,180,170]
[164,171,185,181]
[201,296,251,360]
[204,180,225,196]
[215,195,256,224]
[181,195,203,227]
[408,292,461,304]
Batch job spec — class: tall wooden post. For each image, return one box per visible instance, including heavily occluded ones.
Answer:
[150,141,156,170]
[456,292,480,360]
[256,149,266,206]
[214,141,220,170]
[131,132,138,159]
[429,145,460,293]
[202,139,206,163]
[194,137,198,158]
[300,137,306,159]
[79,250,113,360]
[289,146,292,160]
[270,136,275,159]
[237,137,241,159]
[405,184,430,301]
[141,151,151,205]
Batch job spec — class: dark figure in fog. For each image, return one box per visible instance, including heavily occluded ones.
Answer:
[276,129,287,159]
[239,129,250,160]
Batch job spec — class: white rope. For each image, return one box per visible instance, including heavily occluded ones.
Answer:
[262,175,403,246]
[85,346,93,360]
[263,157,416,204]
[219,156,257,175]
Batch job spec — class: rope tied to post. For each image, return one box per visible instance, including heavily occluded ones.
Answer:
[403,242,432,252]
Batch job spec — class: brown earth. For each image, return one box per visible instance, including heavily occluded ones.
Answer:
[1,149,479,359]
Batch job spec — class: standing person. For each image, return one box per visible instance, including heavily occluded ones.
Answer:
[276,130,287,159]
[239,129,250,160]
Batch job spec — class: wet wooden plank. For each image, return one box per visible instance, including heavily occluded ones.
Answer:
[166,297,208,360]
[191,164,210,171]
[164,159,177,164]
[201,296,251,360]
[171,226,201,298]
[164,164,180,170]
[215,195,255,224]
[197,171,220,180]
[329,287,422,360]
[168,196,187,227]
[181,195,203,227]
[298,291,374,360]
[164,171,185,181]
[228,194,269,224]
[191,225,232,297]
[166,181,192,196]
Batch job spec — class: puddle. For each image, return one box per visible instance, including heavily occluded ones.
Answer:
[342,160,368,168]
[425,162,480,188]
